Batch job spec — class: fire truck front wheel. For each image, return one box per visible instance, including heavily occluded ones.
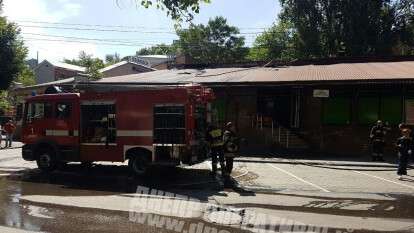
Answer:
[129,156,150,176]
[36,148,57,172]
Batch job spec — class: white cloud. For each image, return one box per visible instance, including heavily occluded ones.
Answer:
[3,0,81,22]
[2,0,87,62]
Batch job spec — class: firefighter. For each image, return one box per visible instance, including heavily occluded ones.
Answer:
[370,120,388,162]
[4,120,16,148]
[223,122,239,175]
[396,128,412,180]
[206,124,225,175]
[399,123,414,164]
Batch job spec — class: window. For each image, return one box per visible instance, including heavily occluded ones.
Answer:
[81,104,116,144]
[153,105,185,144]
[381,96,402,125]
[358,96,402,125]
[56,103,72,119]
[26,102,53,122]
[322,97,351,125]
[16,103,23,121]
[358,97,379,125]
[406,99,414,125]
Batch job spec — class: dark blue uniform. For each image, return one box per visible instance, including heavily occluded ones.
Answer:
[396,136,412,176]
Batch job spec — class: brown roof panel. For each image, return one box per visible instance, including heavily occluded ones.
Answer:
[95,61,414,85]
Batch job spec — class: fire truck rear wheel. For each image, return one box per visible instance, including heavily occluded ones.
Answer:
[36,149,57,172]
[130,156,150,176]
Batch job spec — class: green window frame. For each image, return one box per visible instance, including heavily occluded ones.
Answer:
[357,96,402,125]
[322,97,351,125]
[358,97,380,125]
[381,96,402,125]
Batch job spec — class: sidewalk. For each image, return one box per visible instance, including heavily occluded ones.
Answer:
[0,225,42,233]
[0,141,23,150]
[235,155,414,169]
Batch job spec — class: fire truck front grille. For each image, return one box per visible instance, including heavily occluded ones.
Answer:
[153,105,185,144]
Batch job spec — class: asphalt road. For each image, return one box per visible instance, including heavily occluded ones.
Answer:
[0,147,413,233]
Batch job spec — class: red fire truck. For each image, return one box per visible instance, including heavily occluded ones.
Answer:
[21,84,214,175]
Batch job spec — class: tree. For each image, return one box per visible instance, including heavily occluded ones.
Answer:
[137,44,177,55]
[176,16,248,64]
[249,21,299,61]
[0,4,28,90]
[278,0,414,58]
[0,90,11,114]
[64,51,105,80]
[105,53,121,65]
[392,0,414,55]
[136,0,210,21]
[16,66,35,87]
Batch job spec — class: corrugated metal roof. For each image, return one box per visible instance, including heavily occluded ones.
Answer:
[99,61,155,73]
[95,61,414,85]
[49,61,86,72]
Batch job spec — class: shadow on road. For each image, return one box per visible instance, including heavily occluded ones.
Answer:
[2,163,226,201]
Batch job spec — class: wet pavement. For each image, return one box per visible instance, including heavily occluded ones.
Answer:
[0,148,413,233]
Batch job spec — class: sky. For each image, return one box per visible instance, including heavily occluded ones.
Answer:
[2,0,281,62]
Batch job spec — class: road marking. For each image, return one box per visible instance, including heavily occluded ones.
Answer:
[268,164,330,193]
[354,171,414,190]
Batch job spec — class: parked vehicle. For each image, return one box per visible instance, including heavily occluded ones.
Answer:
[21,84,214,175]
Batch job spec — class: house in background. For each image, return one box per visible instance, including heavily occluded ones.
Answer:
[26,58,39,70]
[34,60,86,84]
[99,61,155,78]
[124,55,175,69]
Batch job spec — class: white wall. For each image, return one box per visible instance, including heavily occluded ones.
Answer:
[34,63,55,84]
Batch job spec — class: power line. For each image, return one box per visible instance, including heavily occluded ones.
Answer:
[23,37,260,50]
[22,33,257,48]
[22,32,172,44]
[18,25,264,35]
[15,19,270,31]
[23,37,146,46]
[19,25,178,34]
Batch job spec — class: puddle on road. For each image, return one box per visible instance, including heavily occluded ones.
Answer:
[0,164,413,233]
[0,164,226,232]
[25,205,56,219]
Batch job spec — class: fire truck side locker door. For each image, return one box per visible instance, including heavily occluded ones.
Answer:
[79,102,121,162]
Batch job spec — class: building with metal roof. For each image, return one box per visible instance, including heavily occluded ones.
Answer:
[16,59,414,156]
[98,61,155,78]
[34,60,87,85]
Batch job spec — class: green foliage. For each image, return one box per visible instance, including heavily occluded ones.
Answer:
[277,0,414,58]
[16,66,35,87]
[137,44,177,55]
[0,16,28,90]
[249,21,299,61]
[105,53,121,65]
[176,16,248,64]
[137,0,210,21]
[0,91,11,113]
[64,51,105,80]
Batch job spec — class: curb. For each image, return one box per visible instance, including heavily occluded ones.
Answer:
[234,158,414,169]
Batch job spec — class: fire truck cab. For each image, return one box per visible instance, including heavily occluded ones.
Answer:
[21,84,214,175]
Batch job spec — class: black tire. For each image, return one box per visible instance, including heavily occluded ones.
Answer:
[129,156,150,176]
[36,148,57,172]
